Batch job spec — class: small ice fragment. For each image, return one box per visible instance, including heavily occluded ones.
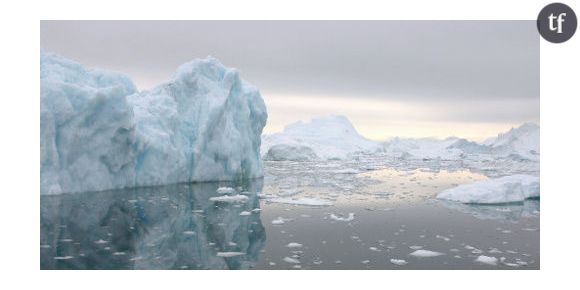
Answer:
[390,259,408,266]
[113,252,126,256]
[475,255,498,266]
[409,245,423,250]
[209,194,248,203]
[329,213,355,222]
[499,257,520,267]
[287,242,303,248]
[251,208,262,212]
[269,262,276,266]
[183,231,196,235]
[436,235,450,241]
[361,260,370,264]
[283,257,300,264]
[94,239,108,244]
[369,247,380,252]
[239,211,251,216]
[54,256,73,260]
[216,187,235,194]
[272,217,291,225]
[228,242,237,246]
[409,250,444,257]
[292,265,302,269]
[217,252,245,257]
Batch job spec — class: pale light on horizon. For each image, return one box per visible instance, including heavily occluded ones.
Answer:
[262,93,538,142]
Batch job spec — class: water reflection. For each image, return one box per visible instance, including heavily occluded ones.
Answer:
[437,199,540,221]
[40,180,266,270]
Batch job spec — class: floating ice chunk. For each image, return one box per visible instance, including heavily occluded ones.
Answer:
[216,252,245,257]
[287,242,303,248]
[409,245,423,250]
[436,235,451,241]
[183,231,196,235]
[216,187,235,194]
[113,252,126,256]
[329,213,355,222]
[267,197,333,206]
[436,175,540,204]
[409,250,444,257]
[94,239,108,244]
[499,257,520,267]
[474,255,498,266]
[283,257,301,264]
[209,195,249,203]
[53,256,73,260]
[272,217,292,225]
[239,211,251,216]
[390,259,408,266]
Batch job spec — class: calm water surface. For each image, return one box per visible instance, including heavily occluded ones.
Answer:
[41,161,539,269]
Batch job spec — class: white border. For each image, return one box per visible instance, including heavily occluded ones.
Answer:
[1,0,579,289]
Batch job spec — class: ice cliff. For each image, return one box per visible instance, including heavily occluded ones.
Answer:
[261,115,382,160]
[40,52,267,195]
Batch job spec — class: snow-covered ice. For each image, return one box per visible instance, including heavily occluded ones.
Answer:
[261,115,382,161]
[40,52,267,195]
[436,174,540,204]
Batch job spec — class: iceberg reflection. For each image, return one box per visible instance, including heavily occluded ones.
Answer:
[437,199,540,221]
[40,180,266,269]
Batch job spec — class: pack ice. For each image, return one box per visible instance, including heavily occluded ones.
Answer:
[436,174,540,204]
[40,52,267,195]
[261,115,382,160]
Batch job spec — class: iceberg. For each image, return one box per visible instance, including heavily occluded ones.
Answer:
[261,115,382,161]
[40,52,267,195]
[436,174,540,204]
[484,123,540,161]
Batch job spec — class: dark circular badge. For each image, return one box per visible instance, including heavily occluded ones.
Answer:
[537,3,577,43]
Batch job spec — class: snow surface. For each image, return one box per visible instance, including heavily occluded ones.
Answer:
[261,115,382,161]
[436,174,540,204]
[40,52,267,194]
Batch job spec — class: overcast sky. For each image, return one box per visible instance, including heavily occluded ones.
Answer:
[40,21,539,141]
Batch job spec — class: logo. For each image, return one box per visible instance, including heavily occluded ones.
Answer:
[538,2,577,43]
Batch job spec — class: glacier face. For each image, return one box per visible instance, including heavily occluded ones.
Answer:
[261,115,382,161]
[40,52,267,195]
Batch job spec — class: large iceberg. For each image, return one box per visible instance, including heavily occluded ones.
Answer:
[261,115,382,161]
[484,123,540,161]
[436,174,540,204]
[40,52,267,195]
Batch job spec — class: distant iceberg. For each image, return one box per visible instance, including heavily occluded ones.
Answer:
[436,174,540,204]
[40,52,267,195]
[261,115,382,161]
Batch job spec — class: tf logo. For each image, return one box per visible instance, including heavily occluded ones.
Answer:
[538,3,577,43]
